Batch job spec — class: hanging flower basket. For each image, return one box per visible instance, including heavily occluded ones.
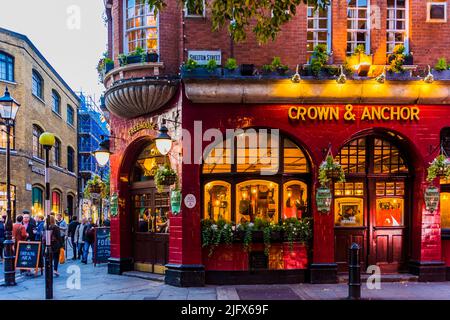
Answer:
[83,175,106,199]
[161,175,177,186]
[426,154,450,182]
[424,185,440,214]
[89,185,102,194]
[155,163,178,192]
[316,187,332,214]
[319,155,346,186]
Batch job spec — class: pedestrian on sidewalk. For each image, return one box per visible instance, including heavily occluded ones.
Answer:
[35,215,45,241]
[81,217,96,264]
[68,216,80,260]
[12,215,28,251]
[22,212,37,241]
[75,217,87,260]
[44,215,64,277]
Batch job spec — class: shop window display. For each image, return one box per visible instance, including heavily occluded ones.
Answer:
[283,181,308,219]
[204,181,231,221]
[441,192,450,229]
[334,197,364,227]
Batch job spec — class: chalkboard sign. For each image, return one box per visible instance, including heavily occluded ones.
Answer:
[15,241,41,274]
[94,227,111,266]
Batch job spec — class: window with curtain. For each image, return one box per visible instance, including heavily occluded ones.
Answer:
[32,70,43,99]
[32,125,44,159]
[347,0,369,53]
[53,138,61,167]
[52,191,61,214]
[32,186,44,216]
[0,124,14,149]
[67,105,75,126]
[387,0,408,54]
[52,90,61,115]
[125,0,158,53]
[307,3,331,56]
[0,51,14,82]
[67,146,75,172]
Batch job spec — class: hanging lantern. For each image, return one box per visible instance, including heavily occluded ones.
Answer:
[171,190,182,215]
[316,187,332,214]
[424,185,440,213]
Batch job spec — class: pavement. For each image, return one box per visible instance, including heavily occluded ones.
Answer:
[1,259,450,300]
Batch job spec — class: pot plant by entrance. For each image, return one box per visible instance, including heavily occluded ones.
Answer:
[154,163,178,192]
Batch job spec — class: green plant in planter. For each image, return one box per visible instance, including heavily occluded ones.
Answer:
[129,46,146,62]
[426,154,450,182]
[118,53,128,66]
[154,163,178,192]
[435,58,448,72]
[206,59,218,72]
[184,58,198,71]
[224,58,238,70]
[318,155,346,186]
[309,44,329,76]
[270,56,288,74]
[83,175,107,199]
[282,217,312,251]
[237,222,254,252]
[262,64,273,73]
[387,44,406,73]
[254,218,272,256]
[201,219,234,257]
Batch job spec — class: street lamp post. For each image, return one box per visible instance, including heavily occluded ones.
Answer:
[93,138,111,225]
[0,87,20,287]
[39,132,55,299]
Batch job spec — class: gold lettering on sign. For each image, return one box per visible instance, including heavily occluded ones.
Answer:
[129,121,158,136]
[289,105,420,122]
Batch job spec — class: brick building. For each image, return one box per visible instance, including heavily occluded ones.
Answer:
[102,0,450,286]
[0,28,79,220]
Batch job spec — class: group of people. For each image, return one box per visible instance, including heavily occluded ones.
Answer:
[0,210,100,277]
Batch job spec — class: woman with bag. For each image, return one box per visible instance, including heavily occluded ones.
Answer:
[44,215,64,277]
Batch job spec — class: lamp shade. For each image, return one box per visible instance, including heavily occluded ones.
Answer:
[0,87,20,121]
[94,139,111,167]
[39,132,56,148]
[155,125,173,155]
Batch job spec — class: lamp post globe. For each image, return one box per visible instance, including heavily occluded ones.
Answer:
[0,87,20,287]
[94,139,111,167]
[155,125,173,156]
[39,132,56,148]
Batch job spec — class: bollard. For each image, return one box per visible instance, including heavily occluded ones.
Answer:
[348,243,361,300]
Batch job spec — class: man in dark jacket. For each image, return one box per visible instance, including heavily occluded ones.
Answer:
[22,212,36,241]
[81,218,96,264]
[67,216,80,260]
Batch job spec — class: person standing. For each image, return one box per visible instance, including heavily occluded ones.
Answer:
[44,215,63,277]
[75,217,87,260]
[81,217,96,264]
[22,213,37,241]
[68,216,80,260]
[12,215,28,250]
[35,215,45,241]
[0,215,5,260]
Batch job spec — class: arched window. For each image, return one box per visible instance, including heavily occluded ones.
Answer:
[125,0,158,54]
[202,129,311,224]
[67,105,75,126]
[0,51,14,82]
[32,186,44,216]
[0,183,16,217]
[32,70,43,99]
[51,190,62,214]
[53,138,61,167]
[67,194,74,217]
[131,142,165,182]
[52,90,61,115]
[67,146,75,172]
[32,125,44,159]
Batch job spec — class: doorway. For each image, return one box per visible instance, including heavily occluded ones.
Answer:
[334,135,410,273]
[130,141,170,274]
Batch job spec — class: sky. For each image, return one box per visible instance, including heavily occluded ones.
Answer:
[0,0,107,101]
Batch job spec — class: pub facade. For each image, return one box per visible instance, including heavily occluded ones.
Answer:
[102,0,450,286]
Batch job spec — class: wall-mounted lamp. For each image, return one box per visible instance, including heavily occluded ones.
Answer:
[336,65,347,84]
[291,64,301,83]
[375,66,386,84]
[424,65,434,83]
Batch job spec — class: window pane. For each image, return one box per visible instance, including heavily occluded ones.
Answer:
[442,192,450,229]
[32,187,44,216]
[283,181,308,219]
[204,181,231,221]
[284,138,309,173]
[375,198,404,226]
[0,184,15,217]
[236,180,278,224]
[334,197,364,227]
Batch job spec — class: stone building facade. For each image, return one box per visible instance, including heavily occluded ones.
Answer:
[0,28,79,219]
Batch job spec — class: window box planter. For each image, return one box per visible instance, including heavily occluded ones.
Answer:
[181,66,221,78]
[432,69,450,80]
[234,230,284,243]
[386,70,412,80]
[105,61,115,73]
[147,52,159,63]
[240,64,255,76]
[126,55,144,65]
[223,68,241,77]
